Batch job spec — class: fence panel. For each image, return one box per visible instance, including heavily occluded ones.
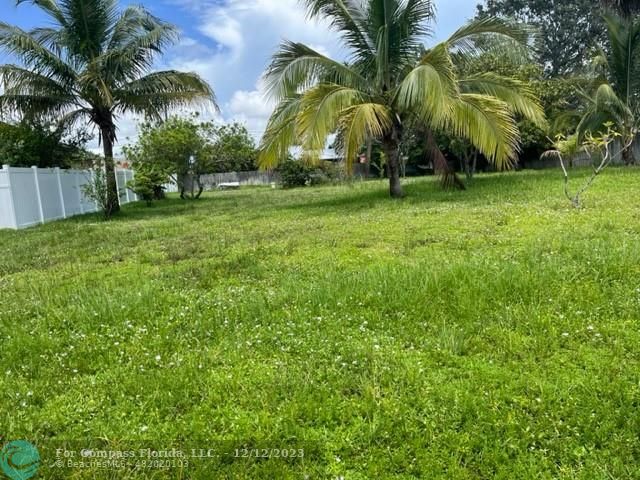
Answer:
[38,168,65,221]
[0,169,17,229]
[0,165,136,230]
[8,167,43,229]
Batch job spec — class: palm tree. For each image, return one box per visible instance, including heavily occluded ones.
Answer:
[575,11,640,164]
[0,0,216,216]
[258,0,545,198]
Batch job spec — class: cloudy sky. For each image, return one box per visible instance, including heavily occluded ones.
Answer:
[1,0,479,151]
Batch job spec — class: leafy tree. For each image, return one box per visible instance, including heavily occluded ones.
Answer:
[0,119,97,168]
[207,123,258,173]
[0,0,216,217]
[476,0,607,76]
[125,115,212,200]
[259,0,545,198]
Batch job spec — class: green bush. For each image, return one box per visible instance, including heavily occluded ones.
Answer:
[278,159,314,188]
[127,170,168,205]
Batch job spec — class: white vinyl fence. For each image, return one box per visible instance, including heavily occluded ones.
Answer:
[0,165,138,230]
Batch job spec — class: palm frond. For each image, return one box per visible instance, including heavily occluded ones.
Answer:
[258,94,303,169]
[458,73,547,128]
[446,17,531,58]
[0,23,77,83]
[396,0,435,39]
[0,64,78,121]
[298,84,367,153]
[113,71,217,119]
[393,43,457,127]
[446,93,520,170]
[98,21,179,84]
[107,5,161,50]
[576,107,613,140]
[16,0,66,26]
[301,0,373,60]
[601,12,640,104]
[0,93,76,120]
[337,102,393,167]
[264,41,367,101]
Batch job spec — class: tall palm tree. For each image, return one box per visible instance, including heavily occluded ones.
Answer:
[0,0,216,215]
[258,0,545,198]
[576,11,640,164]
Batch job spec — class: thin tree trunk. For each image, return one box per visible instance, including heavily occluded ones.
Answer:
[464,153,472,181]
[365,137,372,179]
[382,136,404,198]
[622,143,635,165]
[101,124,120,216]
[472,150,478,177]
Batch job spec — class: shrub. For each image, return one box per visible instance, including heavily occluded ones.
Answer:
[278,159,314,188]
[127,170,167,205]
[82,168,112,218]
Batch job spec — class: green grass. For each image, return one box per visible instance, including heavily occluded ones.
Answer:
[1,168,640,479]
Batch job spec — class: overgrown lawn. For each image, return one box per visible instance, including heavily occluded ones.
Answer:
[1,168,640,479]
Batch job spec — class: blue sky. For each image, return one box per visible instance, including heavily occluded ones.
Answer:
[1,0,479,148]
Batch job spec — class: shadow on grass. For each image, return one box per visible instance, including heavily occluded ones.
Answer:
[39,168,585,231]
[279,171,560,214]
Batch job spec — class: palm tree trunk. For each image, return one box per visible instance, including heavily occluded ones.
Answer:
[101,123,120,216]
[382,135,404,198]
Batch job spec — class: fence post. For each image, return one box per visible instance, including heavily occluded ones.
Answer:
[91,170,98,211]
[114,168,121,206]
[124,169,131,203]
[3,165,18,229]
[32,166,45,224]
[76,170,84,214]
[55,167,67,219]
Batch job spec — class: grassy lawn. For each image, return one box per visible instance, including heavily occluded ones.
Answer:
[1,168,640,479]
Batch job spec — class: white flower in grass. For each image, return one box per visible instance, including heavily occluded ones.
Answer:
[562,332,570,338]
[155,355,162,362]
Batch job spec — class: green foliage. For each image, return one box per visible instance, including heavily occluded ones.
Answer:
[207,123,258,173]
[568,12,640,163]
[0,0,216,215]
[126,118,259,198]
[477,0,607,76]
[125,115,211,200]
[277,158,313,188]
[3,170,640,478]
[0,120,96,168]
[81,168,112,218]
[126,169,168,205]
